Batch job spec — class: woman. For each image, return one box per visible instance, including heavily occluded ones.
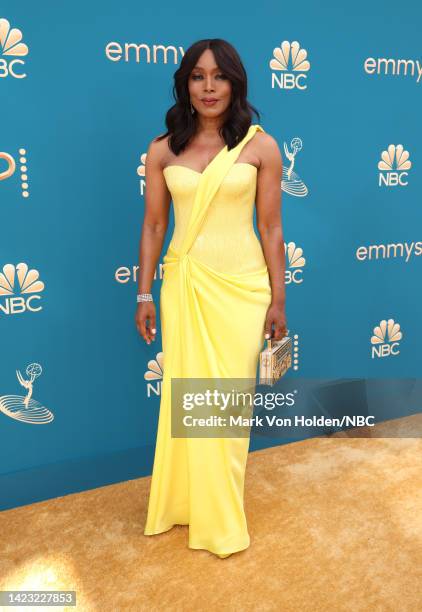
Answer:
[136,38,286,559]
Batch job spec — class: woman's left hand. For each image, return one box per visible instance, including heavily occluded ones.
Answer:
[264,302,287,340]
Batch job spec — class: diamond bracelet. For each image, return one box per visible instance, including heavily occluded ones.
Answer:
[137,293,153,303]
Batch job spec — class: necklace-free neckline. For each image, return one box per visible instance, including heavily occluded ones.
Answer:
[163,162,258,176]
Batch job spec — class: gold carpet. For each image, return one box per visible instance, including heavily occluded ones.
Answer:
[1,415,421,612]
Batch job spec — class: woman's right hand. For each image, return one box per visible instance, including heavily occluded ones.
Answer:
[135,301,156,345]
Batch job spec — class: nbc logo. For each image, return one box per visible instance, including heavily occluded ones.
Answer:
[370,319,403,359]
[144,352,164,397]
[285,242,306,284]
[137,152,147,197]
[269,41,310,90]
[378,144,412,187]
[0,18,28,79]
[0,263,45,315]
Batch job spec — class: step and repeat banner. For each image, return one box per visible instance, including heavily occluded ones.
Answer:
[1,2,420,509]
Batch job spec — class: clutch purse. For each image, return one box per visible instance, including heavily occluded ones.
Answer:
[258,330,292,386]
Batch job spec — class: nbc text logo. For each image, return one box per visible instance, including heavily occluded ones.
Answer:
[270,41,310,90]
[370,319,403,359]
[0,263,45,315]
[285,242,306,284]
[0,18,28,79]
[137,151,147,197]
[378,144,412,187]
[144,352,164,398]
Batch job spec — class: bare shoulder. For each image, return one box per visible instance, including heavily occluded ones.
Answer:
[146,133,170,169]
[254,131,282,169]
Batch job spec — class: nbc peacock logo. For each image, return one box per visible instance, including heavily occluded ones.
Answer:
[0,363,54,424]
[269,41,310,90]
[370,319,403,359]
[0,18,29,79]
[0,263,45,315]
[285,242,306,284]
[378,144,412,187]
[137,151,147,197]
[144,351,164,397]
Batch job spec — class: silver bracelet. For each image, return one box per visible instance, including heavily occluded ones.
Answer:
[137,293,153,303]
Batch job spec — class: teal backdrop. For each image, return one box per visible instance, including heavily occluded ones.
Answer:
[1,1,421,510]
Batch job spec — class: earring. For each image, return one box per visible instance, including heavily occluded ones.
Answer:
[190,101,195,114]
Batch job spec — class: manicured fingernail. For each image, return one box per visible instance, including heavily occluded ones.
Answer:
[152,328,156,333]
[265,333,270,339]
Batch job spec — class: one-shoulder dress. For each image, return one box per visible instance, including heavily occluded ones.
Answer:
[144,124,272,557]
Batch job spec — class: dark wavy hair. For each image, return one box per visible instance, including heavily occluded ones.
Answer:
[155,38,261,155]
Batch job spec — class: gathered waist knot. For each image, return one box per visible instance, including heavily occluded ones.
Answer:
[162,243,189,271]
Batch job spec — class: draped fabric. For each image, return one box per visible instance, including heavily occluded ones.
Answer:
[144,124,272,556]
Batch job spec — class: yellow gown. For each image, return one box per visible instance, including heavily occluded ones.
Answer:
[144,124,272,556]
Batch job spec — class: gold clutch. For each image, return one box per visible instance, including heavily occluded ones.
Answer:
[258,330,292,386]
